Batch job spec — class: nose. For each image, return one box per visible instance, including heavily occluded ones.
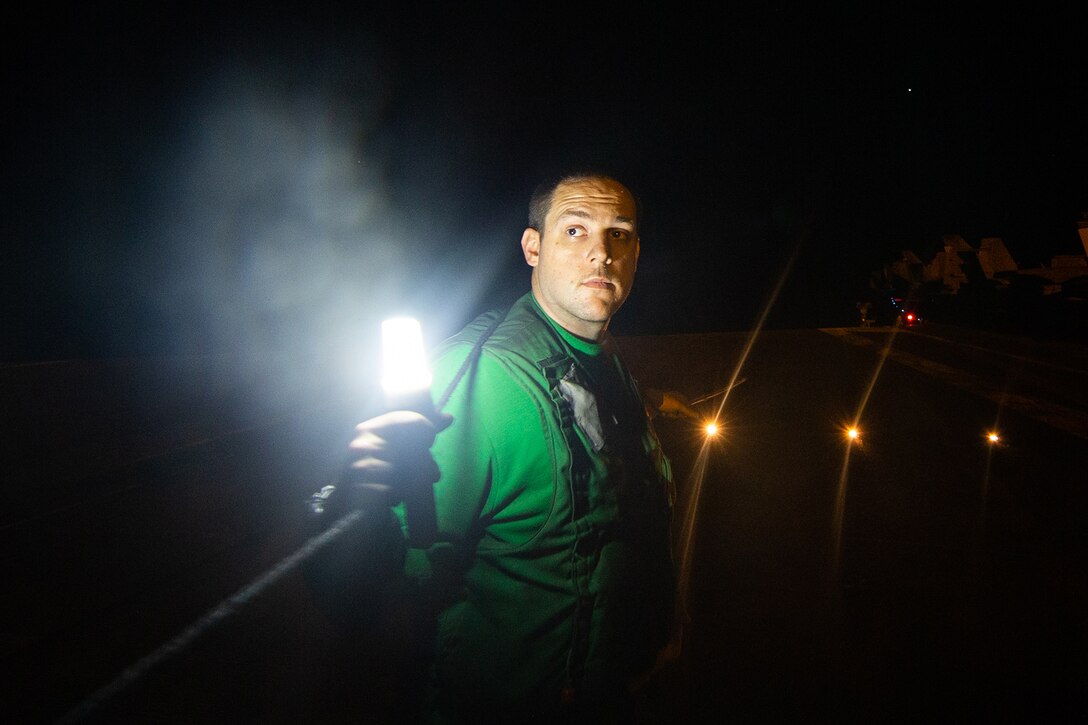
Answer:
[587,234,613,266]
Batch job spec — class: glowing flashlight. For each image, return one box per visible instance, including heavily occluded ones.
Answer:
[381,317,434,411]
[380,316,437,547]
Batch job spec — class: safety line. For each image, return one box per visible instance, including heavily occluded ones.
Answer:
[54,509,364,724]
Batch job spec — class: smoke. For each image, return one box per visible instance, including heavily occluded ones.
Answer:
[122,42,521,412]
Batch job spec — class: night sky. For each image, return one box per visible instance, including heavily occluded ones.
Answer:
[3,3,1085,363]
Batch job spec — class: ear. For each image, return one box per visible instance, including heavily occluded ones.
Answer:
[521,228,540,267]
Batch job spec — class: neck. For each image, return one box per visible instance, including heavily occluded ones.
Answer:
[528,288,608,343]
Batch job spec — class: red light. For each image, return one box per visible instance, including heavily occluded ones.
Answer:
[905,313,914,321]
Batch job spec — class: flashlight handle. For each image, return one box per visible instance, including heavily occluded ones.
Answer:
[383,309,504,549]
[385,390,439,549]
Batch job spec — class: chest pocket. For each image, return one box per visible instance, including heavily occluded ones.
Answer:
[558,366,605,453]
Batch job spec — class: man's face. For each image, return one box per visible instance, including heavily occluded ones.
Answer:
[521,176,640,341]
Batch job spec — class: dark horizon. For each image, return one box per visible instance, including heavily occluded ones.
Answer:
[3,4,1085,360]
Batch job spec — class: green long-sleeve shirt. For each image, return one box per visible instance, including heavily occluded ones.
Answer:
[402,293,675,721]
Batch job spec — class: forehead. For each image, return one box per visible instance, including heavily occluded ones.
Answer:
[548,177,637,226]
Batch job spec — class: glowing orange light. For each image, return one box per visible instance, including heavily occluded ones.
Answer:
[705,421,719,437]
[986,431,1001,444]
[846,426,860,441]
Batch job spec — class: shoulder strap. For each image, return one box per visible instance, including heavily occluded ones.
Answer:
[434,308,507,413]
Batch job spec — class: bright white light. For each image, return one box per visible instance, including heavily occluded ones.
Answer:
[986,431,1001,444]
[705,421,719,437]
[846,426,860,441]
[381,317,432,396]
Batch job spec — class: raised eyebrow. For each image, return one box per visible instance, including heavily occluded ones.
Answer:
[555,209,592,223]
[555,209,635,227]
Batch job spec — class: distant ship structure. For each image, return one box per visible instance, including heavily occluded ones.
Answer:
[864,214,1088,340]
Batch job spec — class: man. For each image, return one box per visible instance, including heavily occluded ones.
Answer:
[335,173,687,722]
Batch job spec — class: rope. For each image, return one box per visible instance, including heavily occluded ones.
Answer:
[56,307,508,723]
[54,509,363,723]
[435,310,505,412]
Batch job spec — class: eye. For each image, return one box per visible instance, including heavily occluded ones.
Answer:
[609,229,632,241]
[565,226,586,238]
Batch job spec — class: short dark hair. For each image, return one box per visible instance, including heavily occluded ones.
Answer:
[527,172,642,235]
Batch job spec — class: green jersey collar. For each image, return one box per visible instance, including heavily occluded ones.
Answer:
[528,292,604,357]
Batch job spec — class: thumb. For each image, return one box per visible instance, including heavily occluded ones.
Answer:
[433,411,454,433]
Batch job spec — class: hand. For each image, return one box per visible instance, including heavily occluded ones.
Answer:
[627,625,684,694]
[341,410,454,507]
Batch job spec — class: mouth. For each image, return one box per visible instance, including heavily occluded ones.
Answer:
[581,277,615,290]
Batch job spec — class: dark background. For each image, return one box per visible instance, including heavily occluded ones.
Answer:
[3,5,1086,721]
[3,2,1086,364]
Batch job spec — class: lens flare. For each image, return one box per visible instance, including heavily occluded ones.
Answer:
[674,234,805,644]
[845,426,861,442]
[986,431,1001,444]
